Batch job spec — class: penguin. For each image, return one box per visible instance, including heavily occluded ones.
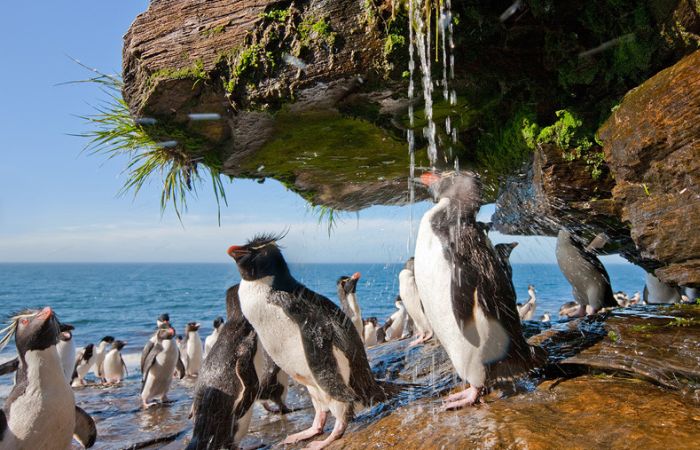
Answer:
[0,307,96,449]
[0,358,19,377]
[101,340,128,383]
[176,335,188,376]
[414,170,545,409]
[362,318,380,347]
[613,291,629,307]
[188,285,291,450]
[141,326,185,409]
[203,316,225,357]
[384,297,409,341]
[556,229,617,316]
[629,291,641,305]
[494,242,518,282]
[228,234,392,448]
[517,285,537,321]
[336,273,364,342]
[540,312,551,323]
[92,336,115,382]
[184,322,203,377]
[398,258,433,346]
[157,313,170,329]
[643,273,681,304]
[558,301,579,317]
[56,322,76,383]
[71,343,96,386]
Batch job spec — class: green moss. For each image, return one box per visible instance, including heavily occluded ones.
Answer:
[299,16,337,48]
[148,60,207,87]
[200,23,228,38]
[384,33,406,58]
[260,8,290,22]
[224,44,275,94]
[665,317,696,328]
[630,323,661,333]
[607,330,619,342]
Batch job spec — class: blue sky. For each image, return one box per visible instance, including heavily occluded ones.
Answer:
[0,1,628,265]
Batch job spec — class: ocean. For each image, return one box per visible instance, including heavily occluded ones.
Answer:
[0,261,646,398]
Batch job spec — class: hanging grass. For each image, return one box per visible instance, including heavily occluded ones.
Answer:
[69,61,228,223]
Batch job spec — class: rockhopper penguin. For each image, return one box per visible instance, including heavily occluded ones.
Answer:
[228,234,393,449]
[56,322,76,384]
[414,171,545,409]
[92,335,115,382]
[556,229,617,316]
[71,343,96,386]
[183,322,203,377]
[398,258,433,346]
[141,326,185,409]
[0,307,96,449]
[336,273,364,342]
[188,285,290,450]
[101,340,128,383]
[203,316,225,357]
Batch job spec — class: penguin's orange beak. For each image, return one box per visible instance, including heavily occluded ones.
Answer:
[227,245,249,260]
[420,172,440,186]
[352,272,361,280]
[37,307,53,320]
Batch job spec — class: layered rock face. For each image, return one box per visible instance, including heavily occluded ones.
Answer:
[598,50,700,287]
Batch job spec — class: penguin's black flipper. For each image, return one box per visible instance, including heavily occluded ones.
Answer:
[73,406,97,448]
[120,354,129,377]
[175,351,186,379]
[141,342,163,388]
[0,357,18,376]
[0,409,6,442]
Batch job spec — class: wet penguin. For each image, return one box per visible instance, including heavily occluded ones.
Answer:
[494,242,518,282]
[141,326,185,409]
[71,343,96,386]
[414,171,545,408]
[643,272,681,304]
[101,340,128,383]
[188,285,291,450]
[517,285,537,321]
[0,307,96,449]
[92,335,115,382]
[398,258,433,346]
[384,296,408,341]
[203,316,225,357]
[336,273,364,342]
[228,234,392,448]
[556,229,617,316]
[183,322,203,377]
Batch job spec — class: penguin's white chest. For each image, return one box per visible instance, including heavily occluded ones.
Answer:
[142,340,177,400]
[7,348,75,449]
[363,323,378,346]
[399,269,431,335]
[56,338,76,383]
[186,331,203,374]
[239,279,317,389]
[103,350,124,379]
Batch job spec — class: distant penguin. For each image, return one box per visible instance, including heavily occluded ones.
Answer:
[643,273,681,304]
[362,318,380,347]
[141,327,185,409]
[56,322,76,384]
[385,297,409,341]
[399,258,433,346]
[613,291,629,307]
[204,316,225,357]
[71,343,96,386]
[337,273,364,341]
[629,291,641,305]
[228,234,392,448]
[176,334,188,375]
[157,313,170,329]
[102,340,128,383]
[184,323,203,377]
[92,336,115,382]
[414,171,545,408]
[0,307,96,449]
[517,285,537,321]
[558,301,579,317]
[188,285,291,450]
[556,229,617,316]
[540,312,551,323]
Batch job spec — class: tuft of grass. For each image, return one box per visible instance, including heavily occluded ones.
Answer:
[607,330,619,342]
[310,205,343,236]
[71,65,227,223]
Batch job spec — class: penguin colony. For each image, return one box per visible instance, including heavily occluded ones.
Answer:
[0,169,695,449]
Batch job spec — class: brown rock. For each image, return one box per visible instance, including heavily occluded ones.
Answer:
[599,50,700,287]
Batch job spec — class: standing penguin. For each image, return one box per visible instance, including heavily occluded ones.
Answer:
[398,258,433,346]
[494,242,518,282]
[0,307,96,449]
[56,323,76,384]
[203,316,225,357]
[71,343,96,386]
[92,336,115,382]
[184,323,203,377]
[141,327,185,409]
[101,340,128,383]
[336,273,364,342]
[362,318,380,347]
[556,229,617,316]
[414,171,545,409]
[384,297,409,341]
[517,285,537,321]
[643,272,681,304]
[188,285,291,450]
[228,234,392,448]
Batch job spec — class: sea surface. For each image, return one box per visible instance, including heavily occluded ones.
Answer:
[0,262,646,447]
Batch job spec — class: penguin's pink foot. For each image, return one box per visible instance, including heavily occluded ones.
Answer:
[442,386,482,410]
[141,401,155,409]
[283,410,327,444]
[303,417,347,450]
[409,331,433,347]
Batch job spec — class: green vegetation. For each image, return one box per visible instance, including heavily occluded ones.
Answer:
[260,8,290,22]
[299,16,336,48]
[73,65,227,222]
[607,330,619,342]
[224,44,275,93]
[200,23,228,38]
[665,317,695,328]
[148,60,207,87]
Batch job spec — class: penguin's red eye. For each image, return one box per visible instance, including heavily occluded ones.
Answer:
[20,318,29,326]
